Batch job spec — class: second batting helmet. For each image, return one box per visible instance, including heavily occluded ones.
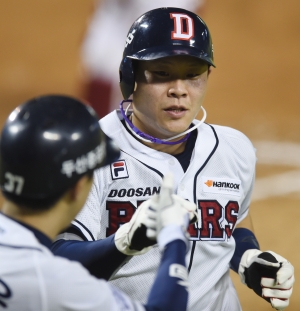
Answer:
[0,95,120,204]
[119,7,215,99]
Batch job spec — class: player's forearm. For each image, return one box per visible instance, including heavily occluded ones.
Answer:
[144,239,188,311]
[230,227,260,273]
[51,235,130,280]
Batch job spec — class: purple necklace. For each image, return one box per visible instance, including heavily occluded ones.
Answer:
[119,99,191,145]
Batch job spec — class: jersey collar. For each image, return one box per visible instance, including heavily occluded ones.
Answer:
[0,212,52,249]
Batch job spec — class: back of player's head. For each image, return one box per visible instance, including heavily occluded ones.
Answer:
[0,95,120,209]
[119,7,215,99]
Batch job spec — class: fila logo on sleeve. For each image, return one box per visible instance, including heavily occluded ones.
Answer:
[111,160,129,180]
[170,13,194,40]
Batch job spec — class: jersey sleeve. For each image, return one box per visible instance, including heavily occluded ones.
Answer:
[236,136,256,224]
[145,240,188,311]
[216,125,257,224]
[237,168,256,224]
[51,235,129,280]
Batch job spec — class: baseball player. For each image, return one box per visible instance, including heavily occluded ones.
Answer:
[81,0,206,117]
[0,95,197,310]
[53,8,295,311]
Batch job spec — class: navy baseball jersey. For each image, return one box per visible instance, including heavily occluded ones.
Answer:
[63,110,256,311]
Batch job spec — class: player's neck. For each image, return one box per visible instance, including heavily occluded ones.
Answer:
[140,138,187,155]
[1,200,71,240]
[128,113,188,155]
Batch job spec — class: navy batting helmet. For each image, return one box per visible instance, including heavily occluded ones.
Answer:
[0,95,120,203]
[119,7,215,99]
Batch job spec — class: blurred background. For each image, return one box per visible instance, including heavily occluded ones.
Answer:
[0,0,299,310]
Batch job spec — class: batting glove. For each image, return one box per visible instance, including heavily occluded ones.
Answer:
[145,173,197,251]
[239,249,295,310]
[114,199,154,256]
[114,174,197,255]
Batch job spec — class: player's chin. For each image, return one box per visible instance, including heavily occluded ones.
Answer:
[167,115,192,129]
[163,121,191,137]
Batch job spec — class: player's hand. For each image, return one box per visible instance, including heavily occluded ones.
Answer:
[239,249,295,310]
[145,173,197,250]
[114,173,197,255]
[114,197,154,256]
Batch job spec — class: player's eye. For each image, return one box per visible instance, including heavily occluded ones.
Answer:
[153,71,169,77]
[186,73,200,78]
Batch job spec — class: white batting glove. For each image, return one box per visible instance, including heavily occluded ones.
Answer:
[145,173,197,251]
[239,249,295,310]
[114,200,154,256]
[114,174,197,255]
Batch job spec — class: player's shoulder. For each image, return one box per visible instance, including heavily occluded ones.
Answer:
[36,251,124,309]
[203,123,256,162]
[38,251,103,288]
[0,213,46,250]
[99,110,123,135]
[209,123,254,147]
[44,252,90,274]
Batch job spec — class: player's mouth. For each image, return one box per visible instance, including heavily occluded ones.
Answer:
[164,106,187,118]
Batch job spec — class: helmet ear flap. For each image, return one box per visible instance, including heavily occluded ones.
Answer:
[119,57,135,100]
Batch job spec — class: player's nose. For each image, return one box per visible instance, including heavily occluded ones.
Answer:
[167,80,188,98]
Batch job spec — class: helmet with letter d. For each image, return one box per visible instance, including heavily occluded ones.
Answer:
[119,7,215,99]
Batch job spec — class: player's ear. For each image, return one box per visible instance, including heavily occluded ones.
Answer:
[207,65,212,77]
[66,175,92,202]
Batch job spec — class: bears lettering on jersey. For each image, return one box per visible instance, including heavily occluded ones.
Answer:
[106,199,239,241]
[188,200,239,241]
[106,200,145,236]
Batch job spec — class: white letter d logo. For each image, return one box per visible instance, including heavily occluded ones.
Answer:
[170,13,194,40]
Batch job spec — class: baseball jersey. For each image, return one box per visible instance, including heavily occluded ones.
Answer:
[72,110,256,311]
[0,213,145,311]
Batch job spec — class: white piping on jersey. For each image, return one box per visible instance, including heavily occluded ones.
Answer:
[55,232,84,242]
[71,220,94,241]
[124,103,207,143]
